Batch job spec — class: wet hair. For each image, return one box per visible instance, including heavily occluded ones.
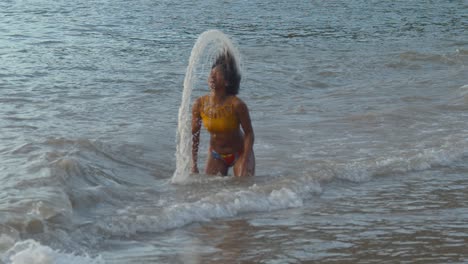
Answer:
[212,49,241,95]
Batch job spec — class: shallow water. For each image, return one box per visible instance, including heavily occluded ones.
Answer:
[1,0,468,263]
[100,166,468,263]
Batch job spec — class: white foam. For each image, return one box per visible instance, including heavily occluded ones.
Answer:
[96,177,321,236]
[1,240,104,264]
[460,84,468,98]
[327,137,468,182]
[0,225,20,254]
[0,235,17,253]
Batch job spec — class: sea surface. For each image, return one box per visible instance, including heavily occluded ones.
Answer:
[1,0,468,263]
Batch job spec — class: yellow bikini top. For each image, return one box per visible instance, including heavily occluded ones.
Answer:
[200,95,239,133]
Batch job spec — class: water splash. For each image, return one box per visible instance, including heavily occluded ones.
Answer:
[172,30,241,183]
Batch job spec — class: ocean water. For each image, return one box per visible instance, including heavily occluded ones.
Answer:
[1,0,468,263]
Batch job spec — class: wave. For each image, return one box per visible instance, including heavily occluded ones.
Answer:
[76,134,468,237]
[41,138,169,214]
[89,175,322,237]
[2,132,468,253]
[73,135,468,237]
[1,239,103,264]
[304,133,468,184]
[398,50,465,66]
[458,84,468,103]
[0,137,162,237]
[455,48,468,56]
[441,84,468,107]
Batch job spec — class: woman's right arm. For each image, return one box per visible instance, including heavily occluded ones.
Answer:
[191,98,202,174]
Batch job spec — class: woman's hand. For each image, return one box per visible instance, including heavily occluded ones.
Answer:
[239,158,249,176]
[235,153,253,177]
[191,165,199,174]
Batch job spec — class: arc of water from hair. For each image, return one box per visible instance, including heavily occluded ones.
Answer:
[172,30,241,183]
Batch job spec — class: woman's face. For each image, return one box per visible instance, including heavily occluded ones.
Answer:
[208,66,225,90]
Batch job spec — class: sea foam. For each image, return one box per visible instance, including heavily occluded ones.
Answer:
[1,239,103,264]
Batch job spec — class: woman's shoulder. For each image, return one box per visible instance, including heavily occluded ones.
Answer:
[230,96,249,112]
[194,94,209,104]
[193,95,208,111]
[230,95,246,105]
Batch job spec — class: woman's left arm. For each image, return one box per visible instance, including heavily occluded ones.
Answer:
[235,99,254,172]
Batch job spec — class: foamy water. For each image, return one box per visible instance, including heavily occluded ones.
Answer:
[1,0,468,263]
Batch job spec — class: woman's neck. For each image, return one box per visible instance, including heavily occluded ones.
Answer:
[210,90,229,103]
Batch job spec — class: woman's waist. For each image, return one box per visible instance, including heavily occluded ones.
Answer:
[209,133,244,154]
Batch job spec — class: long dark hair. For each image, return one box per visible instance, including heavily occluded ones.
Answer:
[212,49,241,95]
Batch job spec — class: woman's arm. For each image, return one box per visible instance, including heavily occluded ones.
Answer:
[235,99,254,175]
[191,98,202,174]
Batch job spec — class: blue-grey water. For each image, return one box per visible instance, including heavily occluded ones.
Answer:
[1,1,468,263]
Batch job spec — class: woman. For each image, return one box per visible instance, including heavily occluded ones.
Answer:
[191,50,255,176]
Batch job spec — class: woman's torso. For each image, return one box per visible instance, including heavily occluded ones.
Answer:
[199,95,244,154]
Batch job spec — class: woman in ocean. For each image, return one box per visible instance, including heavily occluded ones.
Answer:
[191,49,255,176]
